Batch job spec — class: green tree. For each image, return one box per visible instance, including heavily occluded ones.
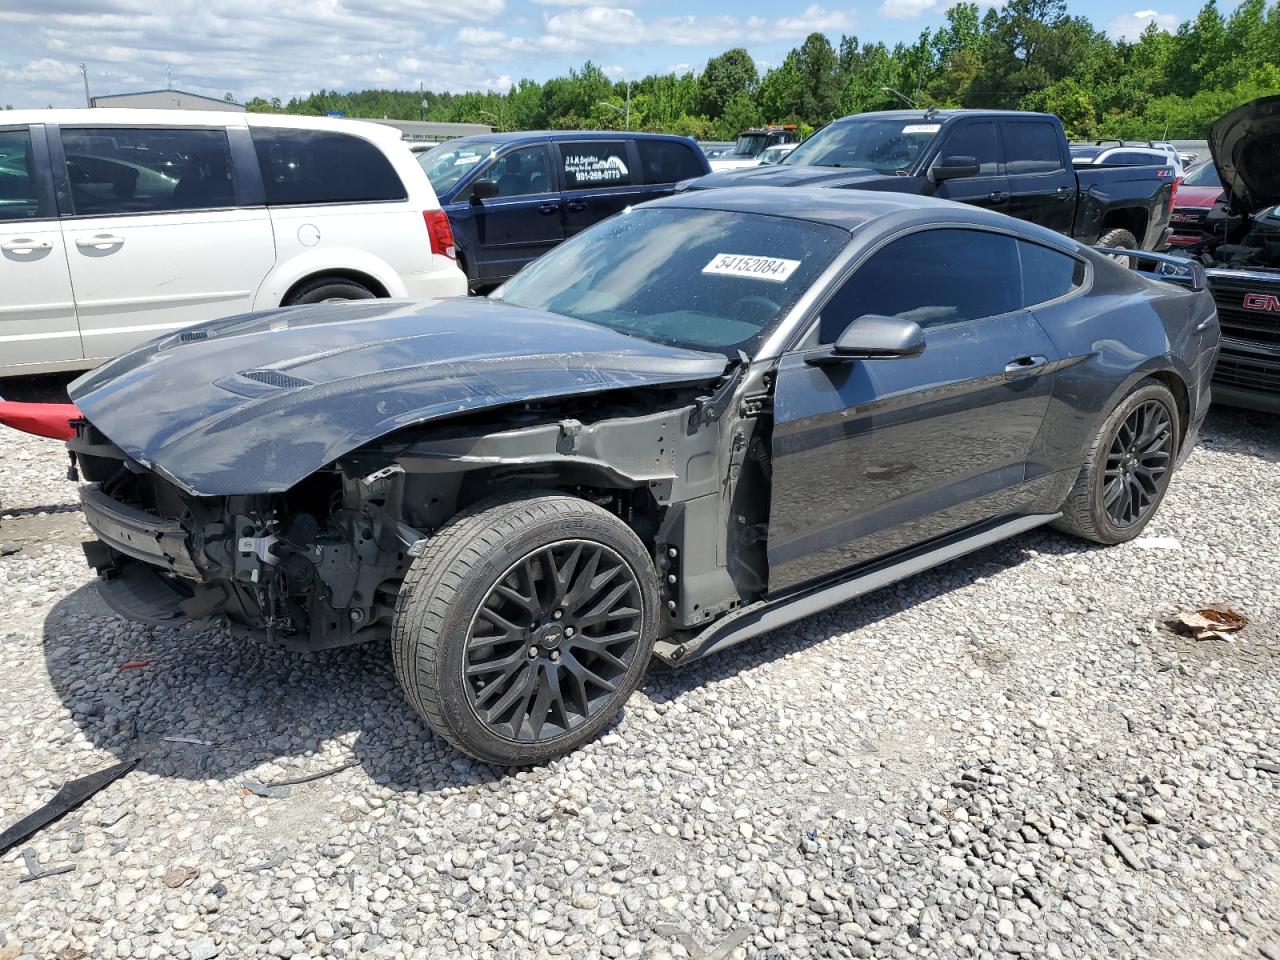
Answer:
[698,48,757,119]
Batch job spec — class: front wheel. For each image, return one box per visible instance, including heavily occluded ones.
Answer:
[1096,227,1139,268]
[392,494,658,765]
[1053,378,1180,544]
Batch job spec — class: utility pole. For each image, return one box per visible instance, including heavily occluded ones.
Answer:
[79,63,91,108]
[625,81,631,131]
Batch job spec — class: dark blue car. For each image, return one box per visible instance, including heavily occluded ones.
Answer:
[417,132,709,290]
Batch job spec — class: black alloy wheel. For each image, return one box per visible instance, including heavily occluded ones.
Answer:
[464,541,644,743]
[1102,399,1173,528]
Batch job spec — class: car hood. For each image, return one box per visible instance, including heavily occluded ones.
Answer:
[682,163,901,191]
[1209,95,1280,213]
[69,297,727,497]
[1173,185,1224,209]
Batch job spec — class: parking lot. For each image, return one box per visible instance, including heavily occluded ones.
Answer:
[0,402,1276,960]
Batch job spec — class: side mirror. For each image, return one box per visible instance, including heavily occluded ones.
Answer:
[931,155,980,182]
[471,178,499,201]
[807,314,925,366]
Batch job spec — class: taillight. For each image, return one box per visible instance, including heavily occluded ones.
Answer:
[1171,175,1182,208]
[424,210,456,260]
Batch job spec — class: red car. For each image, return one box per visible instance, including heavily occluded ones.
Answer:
[1168,161,1225,246]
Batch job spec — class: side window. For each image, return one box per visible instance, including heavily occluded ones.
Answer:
[936,122,1000,176]
[1003,122,1064,175]
[1108,151,1152,165]
[60,127,234,216]
[485,145,553,198]
[636,140,705,184]
[818,229,1021,341]
[0,128,39,221]
[252,128,406,205]
[558,141,632,189]
[1018,241,1084,307]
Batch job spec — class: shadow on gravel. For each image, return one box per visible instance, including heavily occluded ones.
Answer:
[1200,405,1280,460]
[40,584,506,794]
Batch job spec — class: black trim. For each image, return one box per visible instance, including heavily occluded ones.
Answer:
[227,125,265,207]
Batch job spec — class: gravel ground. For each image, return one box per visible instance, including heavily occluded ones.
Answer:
[0,404,1277,960]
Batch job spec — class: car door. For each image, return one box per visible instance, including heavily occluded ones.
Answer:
[557,140,648,237]
[53,123,275,363]
[1001,118,1076,235]
[464,143,564,284]
[0,124,82,372]
[767,227,1061,593]
[929,119,1010,212]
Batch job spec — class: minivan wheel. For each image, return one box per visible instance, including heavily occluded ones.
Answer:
[284,276,377,305]
[392,494,658,765]
[1053,378,1180,545]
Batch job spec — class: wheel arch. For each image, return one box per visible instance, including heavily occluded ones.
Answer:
[280,268,390,305]
[1099,207,1149,244]
[253,249,406,308]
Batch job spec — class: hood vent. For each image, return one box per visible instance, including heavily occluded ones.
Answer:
[242,370,311,389]
[179,330,209,343]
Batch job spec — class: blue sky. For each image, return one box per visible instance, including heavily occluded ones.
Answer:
[0,0,1210,109]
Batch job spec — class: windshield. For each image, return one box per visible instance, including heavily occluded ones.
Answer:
[416,139,502,195]
[783,119,940,174]
[729,133,769,158]
[1183,161,1222,188]
[495,207,847,356]
[758,146,789,165]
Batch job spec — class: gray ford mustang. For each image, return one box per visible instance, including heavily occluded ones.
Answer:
[68,188,1219,764]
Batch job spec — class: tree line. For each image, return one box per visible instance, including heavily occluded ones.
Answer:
[243,0,1280,141]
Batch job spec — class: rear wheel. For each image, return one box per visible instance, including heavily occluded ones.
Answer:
[1096,227,1139,268]
[1053,379,1180,544]
[284,275,377,305]
[392,494,658,765]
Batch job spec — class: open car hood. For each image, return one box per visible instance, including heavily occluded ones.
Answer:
[1209,95,1280,213]
[69,297,726,496]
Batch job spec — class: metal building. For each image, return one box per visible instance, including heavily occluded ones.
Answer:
[90,90,245,112]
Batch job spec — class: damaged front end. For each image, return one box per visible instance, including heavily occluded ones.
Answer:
[72,418,417,649]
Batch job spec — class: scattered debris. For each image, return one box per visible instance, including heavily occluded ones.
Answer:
[0,758,137,855]
[117,659,153,671]
[267,760,358,787]
[1132,536,1181,550]
[1170,605,1248,641]
[163,866,199,889]
[242,781,291,800]
[0,544,20,558]
[162,736,213,746]
[241,851,286,874]
[18,849,74,884]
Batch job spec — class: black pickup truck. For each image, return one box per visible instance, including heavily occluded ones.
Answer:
[681,109,1175,252]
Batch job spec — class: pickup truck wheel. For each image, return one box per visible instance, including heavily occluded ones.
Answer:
[284,276,377,305]
[1096,228,1139,268]
[392,494,658,765]
[1052,378,1179,545]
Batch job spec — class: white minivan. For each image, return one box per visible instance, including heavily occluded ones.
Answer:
[0,110,467,377]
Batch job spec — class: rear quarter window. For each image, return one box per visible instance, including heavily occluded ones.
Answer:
[1004,122,1064,175]
[1018,241,1084,307]
[636,140,705,184]
[558,141,632,189]
[252,128,406,205]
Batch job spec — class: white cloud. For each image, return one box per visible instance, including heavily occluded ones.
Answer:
[602,64,626,77]
[1106,8,1181,39]
[776,4,856,33]
[542,4,856,48]
[665,62,696,76]
[878,0,940,19]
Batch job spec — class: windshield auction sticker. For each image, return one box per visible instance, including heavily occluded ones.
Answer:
[902,123,941,134]
[703,253,801,283]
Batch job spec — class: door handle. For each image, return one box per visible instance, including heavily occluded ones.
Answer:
[988,191,1008,204]
[1055,185,1071,195]
[538,202,560,215]
[1,239,52,254]
[1004,355,1048,379]
[566,200,587,212]
[76,234,125,251]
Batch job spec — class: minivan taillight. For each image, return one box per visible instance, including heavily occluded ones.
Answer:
[424,210,456,260]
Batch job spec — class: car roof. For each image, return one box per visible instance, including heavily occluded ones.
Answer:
[827,109,1059,124]
[441,131,696,146]
[649,186,1081,249]
[0,108,405,144]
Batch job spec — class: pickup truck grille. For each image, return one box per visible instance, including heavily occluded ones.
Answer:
[1207,274,1280,348]
[1213,354,1280,393]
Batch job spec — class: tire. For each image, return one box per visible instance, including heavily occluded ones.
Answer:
[1096,228,1139,268]
[1053,378,1181,545]
[392,493,659,765]
[283,276,377,305]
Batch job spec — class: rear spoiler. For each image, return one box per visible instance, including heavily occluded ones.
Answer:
[1092,247,1207,292]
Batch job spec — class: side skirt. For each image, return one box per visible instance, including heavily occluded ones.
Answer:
[653,512,1059,666]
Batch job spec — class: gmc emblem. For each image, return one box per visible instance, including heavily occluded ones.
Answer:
[1243,292,1280,312]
